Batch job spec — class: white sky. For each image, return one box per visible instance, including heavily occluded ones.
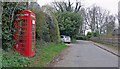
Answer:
[37,0,119,15]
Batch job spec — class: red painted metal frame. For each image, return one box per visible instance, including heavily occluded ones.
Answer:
[14,10,36,57]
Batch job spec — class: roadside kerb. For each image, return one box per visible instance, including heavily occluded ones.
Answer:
[92,41,120,57]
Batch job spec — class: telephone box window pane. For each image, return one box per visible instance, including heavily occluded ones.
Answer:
[32,20,35,24]
[32,20,35,52]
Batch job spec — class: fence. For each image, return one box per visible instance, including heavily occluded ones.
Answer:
[91,37,119,47]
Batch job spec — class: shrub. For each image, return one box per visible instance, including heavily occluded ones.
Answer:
[30,5,60,43]
[87,32,93,39]
[2,50,33,67]
[93,31,99,37]
[76,36,87,40]
[56,12,83,38]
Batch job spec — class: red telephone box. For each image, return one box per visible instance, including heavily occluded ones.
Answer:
[14,10,36,57]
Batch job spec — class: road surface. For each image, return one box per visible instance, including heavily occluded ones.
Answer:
[53,40,118,67]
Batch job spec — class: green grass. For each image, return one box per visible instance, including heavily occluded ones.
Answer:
[2,50,32,67]
[2,42,68,67]
[29,43,68,67]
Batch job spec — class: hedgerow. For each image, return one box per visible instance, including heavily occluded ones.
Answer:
[2,2,26,51]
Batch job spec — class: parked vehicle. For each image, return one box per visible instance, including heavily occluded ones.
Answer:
[61,35,71,44]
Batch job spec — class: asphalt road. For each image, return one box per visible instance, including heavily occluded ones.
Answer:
[54,40,118,67]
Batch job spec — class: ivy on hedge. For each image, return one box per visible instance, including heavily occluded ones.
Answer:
[2,2,26,51]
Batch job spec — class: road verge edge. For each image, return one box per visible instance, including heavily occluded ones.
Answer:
[92,41,119,57]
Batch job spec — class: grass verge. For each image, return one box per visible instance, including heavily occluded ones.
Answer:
[71,38,78,43]
[29,43,68,67]
[2,42,68,67]
[2,50,32,67]
[93,41,118,51]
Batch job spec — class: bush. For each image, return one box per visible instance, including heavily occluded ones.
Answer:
[93,31,99,37]
[56,12,83,38]
[87,32,93,39]
[2,2,26,50]
[76,36,87,40]
[32,7,60,43]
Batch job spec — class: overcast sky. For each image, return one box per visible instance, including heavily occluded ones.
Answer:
[37,0,119,15]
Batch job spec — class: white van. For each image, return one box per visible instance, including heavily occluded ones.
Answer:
[61,35,71,44]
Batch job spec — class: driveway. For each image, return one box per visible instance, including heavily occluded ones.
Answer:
[53,40,118,67]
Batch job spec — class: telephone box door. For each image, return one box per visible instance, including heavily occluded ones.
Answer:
[14,10,36,57]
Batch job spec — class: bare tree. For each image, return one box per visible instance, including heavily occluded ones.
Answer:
[52,0,82,13]
[118,12,120,27]
[80,5,109,34]
[79,8,87,35]
[106,15,116,36]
